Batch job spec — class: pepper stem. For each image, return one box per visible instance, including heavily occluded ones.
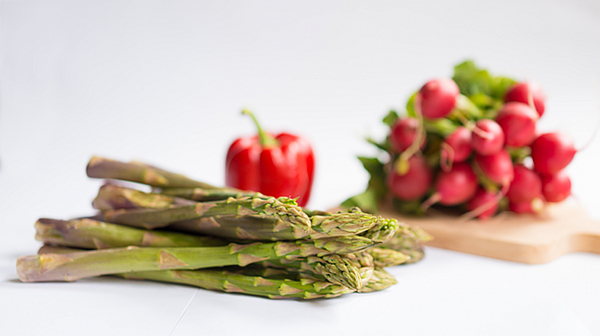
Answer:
[242,109,279,148]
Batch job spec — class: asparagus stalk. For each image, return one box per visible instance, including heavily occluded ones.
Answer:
[352,251,376,288]
[93,184,196,211]
[399,246,425,264]
[35,246,352,299]
[169,216,310,241]
[86,156,217,189]
[158,187,254,202]
[358,268,397,293]
[360,216,399,244]
[259,252,373,291]
[120,269,354,299]
[367,247,410,267]
[34,218,228,249]
[171,207,387,241]
[101,195,311,232]
[167,202,398,244]
[379,225,432,264]
[308,207,385,239]
[38,245,80,254]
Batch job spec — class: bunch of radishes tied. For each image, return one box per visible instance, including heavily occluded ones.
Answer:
[344,61,577,220]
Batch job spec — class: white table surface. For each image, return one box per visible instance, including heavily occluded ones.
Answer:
[1,1,600,335]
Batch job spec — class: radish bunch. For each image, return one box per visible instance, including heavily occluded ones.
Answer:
[344,61,576,219]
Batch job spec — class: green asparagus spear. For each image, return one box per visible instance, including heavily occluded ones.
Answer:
[158,187,254,202]
[38,245,81,254]
[308,207,384,239]
[171,207,387,241]
[168,216,310,241]
[367,247,410,267]
[379,225,431,264]
[259,253,373,291]
[101,195,311,232]
[34,218,228,249]
[121,268,353,299]
[352,251,376,288]
[358,268,397,293]
[361,216,399,244]
[86,156,217,189]
[92,184,196,211]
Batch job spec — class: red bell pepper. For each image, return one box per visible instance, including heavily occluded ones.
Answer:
[225,110,315,207]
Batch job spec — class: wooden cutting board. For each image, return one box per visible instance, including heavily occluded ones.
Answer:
[378,201,600,264]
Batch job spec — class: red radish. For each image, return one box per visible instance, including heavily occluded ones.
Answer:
[495,102,538,147]
[507,164,542,203]
[441,127,472,170]
[504,82,546,117]
[389,117,426,153]
[422,162,478,208]
[508,201,532,214]
[509,197,545,214]
[471,119,504,155]
[387,155,433,201]
[531,132,576,175]
[419,78,460,119]
[541,170,571,202]
[475,149,514,187]
[466,188,499,220]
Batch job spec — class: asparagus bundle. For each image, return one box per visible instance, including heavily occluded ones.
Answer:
[17,156,430,300]
[33,219,371,290]
[34,218,409,282]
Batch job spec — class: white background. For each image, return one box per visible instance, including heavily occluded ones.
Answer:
[1,1,600,335]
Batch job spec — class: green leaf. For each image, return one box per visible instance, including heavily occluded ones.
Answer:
[341,189,380,213]
[452,60,516,108]
[453,60,492,97]
[357,157,386,194]
[406,92,418,118]
[382,110,399,128]
[455,95,485,119]
[342,157,387,213]
[490,76,517,99]
[423,118,458,137]
[366,137,390,152]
